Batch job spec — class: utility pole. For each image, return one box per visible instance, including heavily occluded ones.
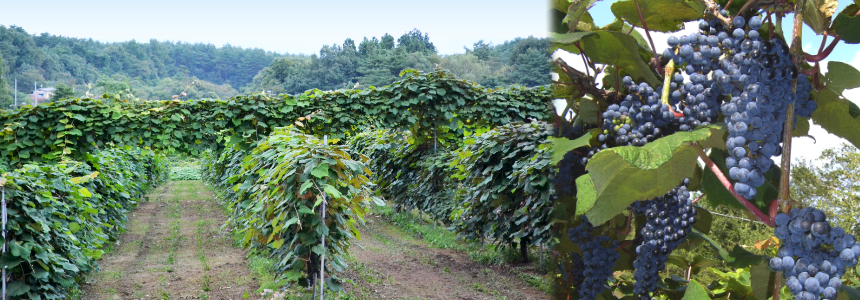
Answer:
[34,81,37,106]
[13,79,16,107]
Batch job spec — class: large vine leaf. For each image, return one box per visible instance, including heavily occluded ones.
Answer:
[700,148,778,213]
[580,31,661,86]
[550,32,598,45]
[825,61,860,94]
[751,261,776,300]
[610,0,705,32]
[680,280,710,300]
[578,125,726,225]
[549,129,597,164]
[802,0,839,34]
[833,4,860,44]
[564,0,600,32]
[810,86,860,149]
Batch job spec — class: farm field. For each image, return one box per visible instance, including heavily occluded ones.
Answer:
[79,180,552,300]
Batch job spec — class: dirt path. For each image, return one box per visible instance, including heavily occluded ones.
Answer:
[339,214,551,300]
[81,181,550,300]
[81,180,259,300]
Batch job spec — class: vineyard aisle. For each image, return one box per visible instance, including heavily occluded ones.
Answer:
[339,213,551,300]
[80,180,260,299]
[81,180,550,299]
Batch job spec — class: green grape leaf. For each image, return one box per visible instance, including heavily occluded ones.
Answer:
[826,61,860,93]
[575,173,597,218]
[680,280,710,300]
[326,277,345,292]
[810,87,860,149]
[693,206,713,235]
[700,148,777,213]
[834,4,860,44]
[840,285,860,300]
[580,31,660,86]
[7,281,28,297]
[550,32,597,44]
[580,124,725,225]
[311,163,330,179]
[751,261,776,300]
[793,116,811,136]
[549,130,597,164]
[564,0,599,32]
[610,0,705,33]
[803,0,839,34]
[726,244,767,268]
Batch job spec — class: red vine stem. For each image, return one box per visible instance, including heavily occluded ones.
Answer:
[805,36,840,62]
[692,193,705,204]
[693,143,775,227]
[616,208,634,236]
[631,0,663,75]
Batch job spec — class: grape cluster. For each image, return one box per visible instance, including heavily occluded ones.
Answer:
[568,215,621,300]
[555,150,587,197]
[661,14,816,199]
[598,76,678,147]
[769,208,860,300]
[632,179,697,300]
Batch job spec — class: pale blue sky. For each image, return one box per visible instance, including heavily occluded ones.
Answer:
[0,0,548,55]
[586,0,860,62]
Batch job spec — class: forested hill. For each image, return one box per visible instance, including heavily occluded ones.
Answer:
[0,26,549,107]
[0,25,282,103]
[244,31,550,95]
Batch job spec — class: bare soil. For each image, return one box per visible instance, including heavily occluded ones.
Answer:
[338,214,551,300]
[81,181,551,300]
[80,181,259,300]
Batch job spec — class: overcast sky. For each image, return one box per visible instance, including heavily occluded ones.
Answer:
[0,0,548,55]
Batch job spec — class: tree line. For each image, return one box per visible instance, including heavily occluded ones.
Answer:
[0,26,549,108]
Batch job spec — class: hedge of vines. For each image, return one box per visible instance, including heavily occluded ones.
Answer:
[450,121,557,250]
[0,147,167,298]
[202,127,381,290]
[0,69,553,167]
[347,121,559,258]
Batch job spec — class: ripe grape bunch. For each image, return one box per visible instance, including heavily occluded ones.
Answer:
[554,150,587,197]
[769,208,860,300]
[599,76,678,148]
[568,215,621,300]
[632,179,696,300]
[661,11,817,199]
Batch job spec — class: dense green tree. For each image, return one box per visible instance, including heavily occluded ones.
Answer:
[507,37,550,87]
[49,83,75,102]
[0,49,11,109]
[396,29,437,54]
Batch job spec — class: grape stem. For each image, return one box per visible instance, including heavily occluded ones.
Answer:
[804,36,840,62]
[659,58,685,118]
[616,208,634,236]
[700,0,734,29]
[554,58,622,102]
[631,0,662,74]
[692,193,705,204]
[692,143,776,227]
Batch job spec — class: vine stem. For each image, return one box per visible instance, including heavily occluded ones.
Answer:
[805,36,841,62]
[659,57,685,117]
[616,208,634,236]
[693,143,775,227]
[631,0,662,74]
